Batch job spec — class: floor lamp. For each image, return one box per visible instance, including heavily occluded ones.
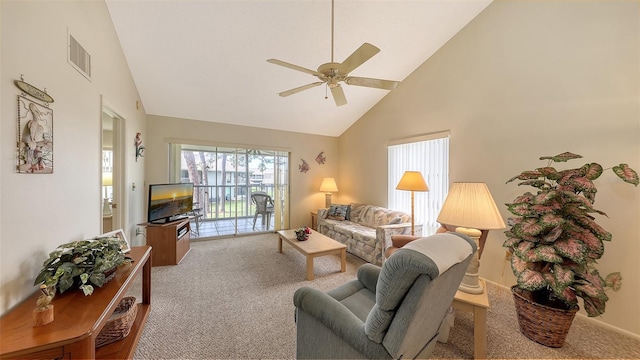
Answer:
[437,182,505,294]
[396,171,429,235]
[319,177,338,208]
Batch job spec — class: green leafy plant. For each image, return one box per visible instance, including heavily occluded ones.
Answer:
[504,152,638,316]
[34,237,132,296]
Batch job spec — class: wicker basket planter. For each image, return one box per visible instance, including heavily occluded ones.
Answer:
[96,296,138,348]
[512,286,578,348]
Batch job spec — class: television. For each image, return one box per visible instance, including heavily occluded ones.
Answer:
[147,183,194,224]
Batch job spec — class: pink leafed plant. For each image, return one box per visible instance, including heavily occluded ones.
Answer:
[504,152,638,316]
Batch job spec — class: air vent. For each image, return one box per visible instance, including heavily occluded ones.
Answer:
[68,33,91,80]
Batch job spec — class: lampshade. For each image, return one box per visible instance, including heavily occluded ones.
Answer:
[102,172,113,186]
[436,182,505,230]
[396,171,429,192]
[319,177,338,193]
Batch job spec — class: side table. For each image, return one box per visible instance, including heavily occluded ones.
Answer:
[452,278,490,359]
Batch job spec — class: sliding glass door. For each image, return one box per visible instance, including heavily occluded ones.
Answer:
[169,143,289,238]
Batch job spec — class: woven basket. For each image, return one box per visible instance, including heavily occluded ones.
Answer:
[511,286,578,348]
[96,296,138,348]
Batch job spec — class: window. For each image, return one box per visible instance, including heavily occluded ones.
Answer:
[388,134,449,235]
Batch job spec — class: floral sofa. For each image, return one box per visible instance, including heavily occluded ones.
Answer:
[317,203,422,265]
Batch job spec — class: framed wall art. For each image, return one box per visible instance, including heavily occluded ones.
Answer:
[17,95,53,173]
[95,229,131,253]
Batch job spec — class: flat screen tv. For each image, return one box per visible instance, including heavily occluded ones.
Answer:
[147,183,194,224]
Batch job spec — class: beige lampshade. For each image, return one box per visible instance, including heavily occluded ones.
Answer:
[436,182,506,230]
[102,172,113,186]
[396,171,429,192]
[319,177,338,193]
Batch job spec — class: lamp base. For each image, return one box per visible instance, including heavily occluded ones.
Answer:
[325,193,332,208]
[102,198,112,216]
[455,227,484,294]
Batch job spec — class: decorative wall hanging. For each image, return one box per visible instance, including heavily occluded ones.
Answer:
[299,159,310,173]
[315,151,326,165]
[17,96,54,173]
[135,132,144,162]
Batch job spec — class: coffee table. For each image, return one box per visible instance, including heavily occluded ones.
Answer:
[277,229,347,280]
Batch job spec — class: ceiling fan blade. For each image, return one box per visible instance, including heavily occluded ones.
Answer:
[338,43,380,75]
[267,59,323,77]
[277,82,324,97]
[345,76,400,91]
[330,85,347,106]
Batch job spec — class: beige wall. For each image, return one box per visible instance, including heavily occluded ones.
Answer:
[0,1,146,314]
[145,115,339,229]
[340,1,640,335]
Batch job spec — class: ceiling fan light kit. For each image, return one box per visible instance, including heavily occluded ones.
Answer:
[267,0,400,106]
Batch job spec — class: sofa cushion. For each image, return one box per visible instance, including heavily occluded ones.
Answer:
[352,204,411,228]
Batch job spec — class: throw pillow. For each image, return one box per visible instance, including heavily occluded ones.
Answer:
[388,216,403,225]
[327,204,349,221]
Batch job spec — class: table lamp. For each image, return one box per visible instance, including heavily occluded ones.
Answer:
[319,177,338,208]
[436,182,505,294]
[102,172,112,216]
[396,171,429,235]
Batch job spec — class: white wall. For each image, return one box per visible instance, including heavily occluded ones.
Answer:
[144,115,339,230]
[339,1,640,335]
[0,0,146,314]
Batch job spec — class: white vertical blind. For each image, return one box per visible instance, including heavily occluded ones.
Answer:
[388,135,449,235]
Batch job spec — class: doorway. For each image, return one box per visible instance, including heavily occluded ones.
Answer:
[101,105,124,233]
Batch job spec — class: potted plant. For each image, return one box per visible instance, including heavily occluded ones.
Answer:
[503,152,638,347]
[34,237,132,297]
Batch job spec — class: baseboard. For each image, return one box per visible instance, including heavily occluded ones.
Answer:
[483,278,640,341]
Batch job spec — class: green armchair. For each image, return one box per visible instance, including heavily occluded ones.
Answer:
[293,232,476,359]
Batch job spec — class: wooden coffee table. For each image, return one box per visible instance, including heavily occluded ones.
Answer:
[277,229,347,280]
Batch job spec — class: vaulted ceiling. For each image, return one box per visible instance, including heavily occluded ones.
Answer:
[106,0,492,137]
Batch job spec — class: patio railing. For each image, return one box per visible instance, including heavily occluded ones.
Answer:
[192,184,275,220]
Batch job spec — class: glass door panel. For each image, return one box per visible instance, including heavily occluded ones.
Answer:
[172,144,289,238]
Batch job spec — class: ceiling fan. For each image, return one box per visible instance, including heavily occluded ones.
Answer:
[267,0,400,106]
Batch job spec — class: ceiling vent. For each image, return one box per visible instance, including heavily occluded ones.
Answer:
[68,33,91,80]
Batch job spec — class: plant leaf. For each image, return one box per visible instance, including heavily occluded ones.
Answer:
[517,179,550,189]
[537,167,562,180]
[582,296,605,317]
[554,286,578,307]
[612,164,639,186]
[553,264,574,287]
[507,171,542,183]
[517,269,547,291]
[582,163,603,180]
[605,272,622,291]
[540,152,582,162]
[554,238,588,264]
[511,253,529,276]
[532,245,563,263]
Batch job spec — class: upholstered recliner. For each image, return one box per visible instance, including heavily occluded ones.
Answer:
[293,232,476,359]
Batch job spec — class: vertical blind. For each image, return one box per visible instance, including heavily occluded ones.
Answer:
[388,135,449,235]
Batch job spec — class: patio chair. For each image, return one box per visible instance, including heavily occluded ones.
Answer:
[251,192,274,229]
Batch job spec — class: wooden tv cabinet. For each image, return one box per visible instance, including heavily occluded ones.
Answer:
[0,246,152,359]
[140,218,191,266]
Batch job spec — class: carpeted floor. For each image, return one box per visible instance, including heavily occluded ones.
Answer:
[130,234,640,359]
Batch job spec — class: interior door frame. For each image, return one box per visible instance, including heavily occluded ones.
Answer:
[101,98,125,233]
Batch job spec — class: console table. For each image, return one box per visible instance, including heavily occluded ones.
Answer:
[0,246,152,359]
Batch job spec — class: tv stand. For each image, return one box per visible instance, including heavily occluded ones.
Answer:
[140,218,191,266]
